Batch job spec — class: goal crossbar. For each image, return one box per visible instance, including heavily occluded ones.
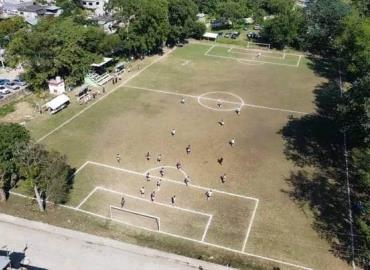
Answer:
[110,205,161,231]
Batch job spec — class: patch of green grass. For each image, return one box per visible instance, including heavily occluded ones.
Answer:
[0,101,16,117]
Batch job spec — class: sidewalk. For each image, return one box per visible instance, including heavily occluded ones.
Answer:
[0,213,235,270]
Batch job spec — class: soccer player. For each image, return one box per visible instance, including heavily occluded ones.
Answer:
[181,97,185,104]
[151,191,156,202]
[171,195,176,206]
[171,129,176,136]
[157,153,162,163]
[116,153,121,163]
[205,189,213,200]
[140,186,145,197]
[146,152,151,161]
[219,119,225,127]
[229,138,235,147]
[156,179,161,190]
[220,173,227,183]
[218,157,224,165]
[176,162,182,169]
[184,176,190,186]
[121,197,125,207]
[217,100,223,108]
[159,167,165,177]
[235,107,241,115]
[186,144,191,155]
[146,172,150,181]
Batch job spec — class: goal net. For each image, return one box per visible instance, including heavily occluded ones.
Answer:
[246,42,271,51]
[110,205,160,231]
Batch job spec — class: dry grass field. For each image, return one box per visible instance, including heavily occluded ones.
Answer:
[16,42,352,270]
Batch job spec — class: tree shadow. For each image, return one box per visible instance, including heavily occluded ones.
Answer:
[306,55,339,80]
[279,80,356,263]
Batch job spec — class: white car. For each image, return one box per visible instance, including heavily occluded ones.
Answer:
[0,86,11,95]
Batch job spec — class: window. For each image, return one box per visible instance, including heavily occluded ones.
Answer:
[88,2,92,5]
[83,1,87,4]
[96,2,99,5]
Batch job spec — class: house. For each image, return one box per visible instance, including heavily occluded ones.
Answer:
[48,76,65,95]
[80,0,108,16]
[1,1,62,24]
[88,15,119,34]
[1,0,34,18]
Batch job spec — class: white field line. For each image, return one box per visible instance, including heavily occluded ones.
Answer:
[36,47,177,143]
[87,161,259,202]
[242,199,259,252]
[110,205,161,231]
[206,52,299,68]
[201,215,213,242]
[296,55,302,67]
[76,186,99,209]
[339,73,356,270]
[204,45,215,55]
[98,186,211,218]
[9,191,314,270]
[124,85,308,115]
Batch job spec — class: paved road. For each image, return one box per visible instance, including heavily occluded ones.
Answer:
[0,214,233,270]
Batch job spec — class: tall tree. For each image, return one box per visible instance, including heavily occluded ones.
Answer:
[6,17,102,90]
[336,12,370,80]
[16,143,73,211]
[261,0,304,49]
[116,0,170,56]
[0,124,30,202]
[304,0,351,56]
[167,0,199,45]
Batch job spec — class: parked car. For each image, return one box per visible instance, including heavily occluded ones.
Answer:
[224,32,231,38]
[0,79,10,86]
[0,95,4,100]
[0,86,11,95]
[218,32,224,37]
[231,31,240,39]
[6,82,21,90]
[12,79,27,86]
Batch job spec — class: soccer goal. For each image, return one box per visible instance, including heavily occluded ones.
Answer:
[246,42,271,51]
[110,205,161,231]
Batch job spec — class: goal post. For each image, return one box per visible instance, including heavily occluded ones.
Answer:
[110,205,161,231]
[247,42,271,51]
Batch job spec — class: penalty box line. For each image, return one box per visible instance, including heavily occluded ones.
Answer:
[9,190,314,270]
[124,85,308,115]
[77,161,258,248]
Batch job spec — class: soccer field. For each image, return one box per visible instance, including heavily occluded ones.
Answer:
[24,43,350,270]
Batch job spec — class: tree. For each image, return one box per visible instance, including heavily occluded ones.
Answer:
[216,0,249,24]
[6,17,102,90]
[167,0,199,45]
[303,0,351,56]
[16,143,73,211]
[0,124,30,202]
[261,0,304,49]
[116,0,170,57]
[0,16,27,48]
[340,75,370,147]
[336,12,370,80]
